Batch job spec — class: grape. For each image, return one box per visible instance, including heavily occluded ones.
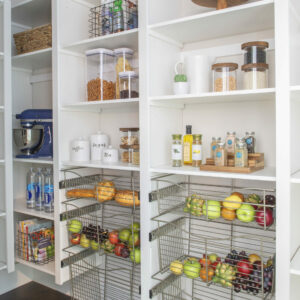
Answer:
[234,284,241,293]
[252,288,259,296]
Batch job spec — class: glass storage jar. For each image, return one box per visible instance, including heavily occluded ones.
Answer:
[241,41,269,65]
[244,132,256,153]
[172,134,182,167]
[235,138,248,168]
[192,134,202,167]
[120,128,139,147]
[114,48,134,98]
[212,63,238,92]
[215,142,227,167]
[120,146,139,165]
[86,48,116,101]
[242,63,268,90]
[119,71,139,99]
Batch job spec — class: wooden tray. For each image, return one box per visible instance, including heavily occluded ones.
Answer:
[192,0,248,10]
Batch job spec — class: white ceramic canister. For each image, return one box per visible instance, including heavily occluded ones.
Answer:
[102,145,119,163]
[90,132,109,161]
[71,138,90,162]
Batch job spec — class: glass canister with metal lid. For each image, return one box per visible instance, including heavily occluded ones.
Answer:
[235,138,248,168]
[192,134,202,167]
[214,142,227,167]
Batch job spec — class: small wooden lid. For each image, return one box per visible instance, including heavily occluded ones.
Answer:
[119,128,139,132]
[212,63,238,71]
[241,41,269,50]
[192,0,248,8]
[120,144,140,150]
[241,63,269,71]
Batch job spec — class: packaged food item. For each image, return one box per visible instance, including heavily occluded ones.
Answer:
[235,138,248,167]
[192,134,202,167]
[244,132,256,153]
[212,63,238,92]
[86,48,116,101]
[241,41,269,65]
[215,142,227,167]
[172,134,182,167]
[225,132,236,155]
[183,125,193,165]
[119,71,139,99]
[100,0,113,35]
[242,63,268,90]
[112,0,124,33]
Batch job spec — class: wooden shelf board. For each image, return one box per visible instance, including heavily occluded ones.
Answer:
[14,158,53,165]
[15,257,55,276]
[14,199,54,220]
[149,0,274,46]
[12,48,52,70]
[62,161,140,172]
[150,165,276,181]
[63,29,139,53]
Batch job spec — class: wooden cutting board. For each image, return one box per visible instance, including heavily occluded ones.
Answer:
[192,0,248,9]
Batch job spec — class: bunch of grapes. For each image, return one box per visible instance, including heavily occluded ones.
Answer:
[82,224,109,242]
[225,250,247,266]
[263,265,274,293]
[233,272,260,295]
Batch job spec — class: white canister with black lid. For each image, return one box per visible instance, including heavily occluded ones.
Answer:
[90,132,109,161]
[102,146,119,163]
[71,138,90,162]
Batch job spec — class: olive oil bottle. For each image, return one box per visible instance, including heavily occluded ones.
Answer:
[183,125,193,165]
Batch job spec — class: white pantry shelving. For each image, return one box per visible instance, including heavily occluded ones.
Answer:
[15,257,55,276]
[14,158,53,165]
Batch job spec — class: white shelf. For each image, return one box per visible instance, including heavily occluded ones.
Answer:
[291,247,300,275]
[151,165,276,182]
[291,170,300,183]
[0,262,7,271]
[0,159,5,165]
[15,257,55,276]
[12,0,51,28]
[61,98,139,112]
[14,158,53,165]
[150,89,275,107]
[12,48,52,70]
[0,106,4,112]
[63,29,139,53]
[62,161,140,172]
[149,0,274,46]
[0,210,6,218]
[290,85,300,101]
[14,199,54,220]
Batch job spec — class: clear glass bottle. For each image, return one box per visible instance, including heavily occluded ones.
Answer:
[192,134,202,167]
[225,132,236,155]
[235,138,248,167]
[215,142,227,167]
[26,168,36,209]
[183,125,193,165]
[212,63,238,92]
[244,132,256,153]
[172,134,182,167]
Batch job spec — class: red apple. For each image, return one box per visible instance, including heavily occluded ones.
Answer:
[211,257,221,270]
[70,233,81,245]
[109,230,119,245]
[255,208,274,227]
[237,259,253,276]
[114,243,125,256]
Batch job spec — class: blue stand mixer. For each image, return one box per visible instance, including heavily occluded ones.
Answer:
[13,109,53,159]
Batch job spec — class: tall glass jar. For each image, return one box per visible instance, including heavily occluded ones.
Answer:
[192,134,202,167]
[172,134,182,167]
[215,142,227,167]
[212,63,238,92]
[242,63,268,90]
[235,138,248,167]
[119,71,139,99]
[225,132,236,155]
[244,132,256,153]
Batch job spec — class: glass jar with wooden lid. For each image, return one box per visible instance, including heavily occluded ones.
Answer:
[212,63,238,92]
[241,41,269,65]
[242,63,268,90]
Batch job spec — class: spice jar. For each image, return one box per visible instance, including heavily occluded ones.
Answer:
[225,132,236,155]
[192,134,202,167]
[86,48,116,101]
[212,63,238,92]
[114,48,134,99]
[242,63,268,90]
[119,71,139,99]
[120,128,139,147]
[215,142,227,167]
[172,134,182,167]
[244,132,256,153]
[235,138,248,167]
[241,41,269,65]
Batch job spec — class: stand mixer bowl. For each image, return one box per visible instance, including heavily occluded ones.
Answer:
[13,129,43,155]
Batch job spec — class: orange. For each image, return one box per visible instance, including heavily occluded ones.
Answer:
[221,207,236,221]
[200,267,214,282]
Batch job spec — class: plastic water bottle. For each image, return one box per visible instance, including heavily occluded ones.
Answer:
[26,168,36,209]
[44,169,54,213]
[35,168,44,211]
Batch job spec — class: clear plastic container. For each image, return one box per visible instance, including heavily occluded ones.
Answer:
[212,63,238,92]
[114,48,134,98]
[242,63,268,90]
[241,41,269,65]
[119,71,139,99]
[86,48,116,101]
[120,128,139,147]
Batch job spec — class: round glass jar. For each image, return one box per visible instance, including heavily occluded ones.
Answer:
[242,63,268,90]
[241,41,269,65]
[212,63,238,92]
[172,134,182,167]
[192,134,202,168]
[119,71,139,99]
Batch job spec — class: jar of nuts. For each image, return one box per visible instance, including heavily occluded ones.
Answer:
[86,48,116,101]
[212,63,238,92]
[120,146,140,165]
[119,128,139,147]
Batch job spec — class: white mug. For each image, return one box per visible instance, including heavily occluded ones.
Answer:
[71,138,90,162]
[90,132,109,161]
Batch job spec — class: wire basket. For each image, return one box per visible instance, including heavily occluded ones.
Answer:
[89,0,138,38]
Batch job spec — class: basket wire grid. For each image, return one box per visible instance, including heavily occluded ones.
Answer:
[89,0,138,38]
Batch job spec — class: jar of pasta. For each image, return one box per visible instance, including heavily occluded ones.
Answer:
[212,63,238,92]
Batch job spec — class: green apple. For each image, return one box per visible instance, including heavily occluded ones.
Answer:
[128,232,140,247]
[203,200,221,219]
[91,240,99,251]
[130,248,141,264]
[183,258,201,279]
[119,229,131,242]
[237,204,255,223]
[208,253,218,264]
[68,219,82,233]
[131,222,140,232]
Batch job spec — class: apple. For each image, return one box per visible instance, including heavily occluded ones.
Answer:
[119,229,131,242]
[131,222,140,232]
[130,248,141,264]
[183,258,201,279]
[109,230,119,245]
[255,207,274,227]
[68,219,82,233]
[128,232,140,247]
[121,247,130,258]
[211,257,221,270]
[114,243,125,256]
[208,254,218,264]
[170,260,183,275]
[70,233,81,245]
[203,200,221,219]
[91,240,99,251]
[237,259,253,276]
[236,204,255,223]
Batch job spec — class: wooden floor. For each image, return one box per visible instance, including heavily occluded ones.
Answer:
[0,282,71,300]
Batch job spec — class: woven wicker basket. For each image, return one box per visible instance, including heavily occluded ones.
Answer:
[13,24,52,55]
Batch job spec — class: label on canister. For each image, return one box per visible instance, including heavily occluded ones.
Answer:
[172,145,182,160]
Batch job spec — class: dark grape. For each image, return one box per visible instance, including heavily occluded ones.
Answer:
[234,284,241,293]
[252,288,259,296]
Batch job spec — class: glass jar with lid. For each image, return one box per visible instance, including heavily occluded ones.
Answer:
[212,63,238,92]
[86,48,116,101]
[241,41,269,65]
[244,132,256,153]
[119,71,139,99]
[120,128,139,147]
[242,63,268,90]
[235,138,248,167]
[172,134,182,167]
[192,134,202,167]
[114,48,134,99]
[215,142,227,167]
[120,146,139,165]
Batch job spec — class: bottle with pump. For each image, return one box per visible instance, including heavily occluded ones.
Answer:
[183,125,193,165]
